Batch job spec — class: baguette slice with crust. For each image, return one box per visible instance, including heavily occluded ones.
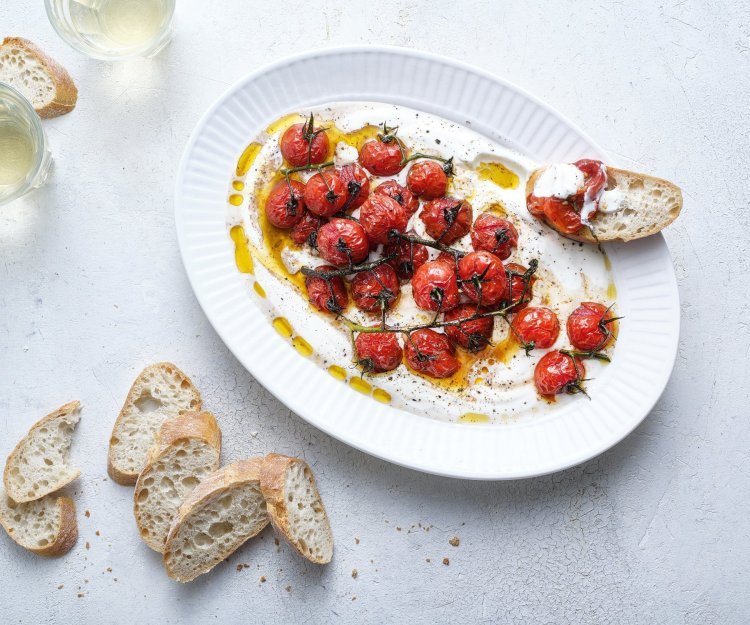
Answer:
[108,363,202,485]
[0,489,77,556]
[0,37,78,119]
[260,454,333,564]
[3,401,81,503]
[134,411,222,553]
[526,166,683,243]
[163,459,269,582]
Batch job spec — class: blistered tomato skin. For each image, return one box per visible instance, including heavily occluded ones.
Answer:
[406,160,448,199]
[458,251,508,307]
[280,122,330,167]
[305,265,348,314]
[359,194,409,245]
[404,329,461,379]
[338,163,370,211]
[534,350,585,396]
[512,306,560,349]
[374,180,419,216]
[443,304,494,352]
[420,197,473,244]
[290,210,325,247]
[502,262,534,312]
[316,218,370,266]
[470,213,519,260]
[411,260,460,312]
[384,232,429,280]
[567,302,614,351]
[359,139,405,176]
[304,171,347,217]
[351,264,401,312]
[265,180,306,229]
[355,332,403,373]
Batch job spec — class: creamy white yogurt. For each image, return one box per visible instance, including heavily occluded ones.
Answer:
[533,163,584,199]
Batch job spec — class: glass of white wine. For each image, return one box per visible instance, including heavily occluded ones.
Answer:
[0,84,52,207]
[45,0,176,61]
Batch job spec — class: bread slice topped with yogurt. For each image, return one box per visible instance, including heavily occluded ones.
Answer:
[526,160,682,243]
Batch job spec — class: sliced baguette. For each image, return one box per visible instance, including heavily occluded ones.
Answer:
[134,411,222,553]
[163,459,269,582]
[108,363,202,485]
[3,401,81,503]
[0,489,77,556]
[526,166,683,243]
[0,37,77,119]
[260,454,333,565]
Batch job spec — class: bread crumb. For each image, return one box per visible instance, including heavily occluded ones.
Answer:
[426,558,431,563]
[77,593,85,598]
[442,558,450,566]
[260,576,266,583]
[354,537,360,544]
[85,542,90,550]
[236,565,243,572]
[57,584,64,590]
[351,569,358,579]
[95,530,100,536]
[106,567,112,573]
[274,538,280,546]
[396,526,401,532]
[449,536,460,547]
[84,510,90,518]
[285,585,292,592]
[352,596,357,601]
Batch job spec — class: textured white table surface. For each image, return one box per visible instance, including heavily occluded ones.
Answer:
[2,1,749,623]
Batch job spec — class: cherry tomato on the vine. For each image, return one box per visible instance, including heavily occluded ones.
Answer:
[304,171,347,217]
[443,304,494,353]
[338,163,370,211]
[406,160,448,200]
[458,251,508,307]
[290,210,325,247]
[351,264,401,312]
[501,262,535,312]
[384,232,429,280]
[566,302,615,352]
[305,265,348,315]
[404,329,461,379]
[374,180,419,216]
[316,218,369,266]
[419,197,473,244]
[512,306,560,349]
[470,213,518,260]
[265,179,305,229]
[359,137,405,176]
[354,332,403,373]
[280,121,329,167]
[411,260,460,312]
[534,350,585,397]
[359,194,409,245]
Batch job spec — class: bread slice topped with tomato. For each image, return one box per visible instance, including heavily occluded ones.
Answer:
[526,160,682,243]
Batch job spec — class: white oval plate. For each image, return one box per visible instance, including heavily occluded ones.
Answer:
[175,47,679,479]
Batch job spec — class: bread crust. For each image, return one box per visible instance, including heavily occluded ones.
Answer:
[107,362,202,485]
[260,453,333,565]
[1,37,78,119]
[3,401,81,503]
[0,495,78,557]
[525,165,683,243]
[163,458,268,582]
[133,411,222,552]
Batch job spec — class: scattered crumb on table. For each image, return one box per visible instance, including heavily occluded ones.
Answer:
[354,537,360,544]
[285,585,292,592]
[442,558,450,566]
[84,510,90,518]
[449,536,460,547]
[351,569,358,579]
[260,576,266,583]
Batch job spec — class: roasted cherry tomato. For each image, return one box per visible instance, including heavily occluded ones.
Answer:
[419,197,472,244]
[406,160,448,199]
[567,302,615,351]
[290,210,325,247]
[374,180,419,216]
[534,350,585,397]
[404,329,461,379]
[574,159,607,202]
[338,163,370,211]
[411,260,460,312]
[470,213,519,260]
[316,218,369,266]
[305,265,348,314]
[359,137,405,176]
[359,194,409,245]
[458,251,508,307]
[443,304,494,353]
[304,171,347,217]
[351,264,400,312]
[501,262,535,312]
[384,232,429,280]
[512,306,560,349]
[280,119,330,167]
[264,179,305,229]
[354,332,403,373]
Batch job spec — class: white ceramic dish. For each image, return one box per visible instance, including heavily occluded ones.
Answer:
[175,46,679,479]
